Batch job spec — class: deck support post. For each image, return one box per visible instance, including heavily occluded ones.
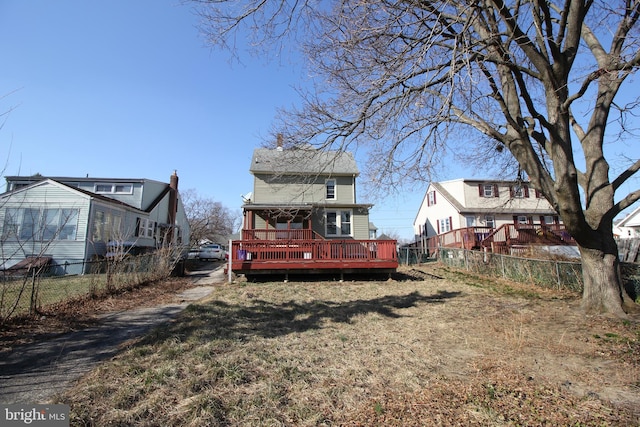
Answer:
[284,271,289,283]
[340,271,344,282]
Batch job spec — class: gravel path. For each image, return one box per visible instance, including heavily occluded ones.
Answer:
[0,266,224,404]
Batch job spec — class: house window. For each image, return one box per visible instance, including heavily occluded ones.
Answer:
[427,191,437,206]
[2,208,20,239]
[2,208,79,241]
[466,216,476,227]
[479,183,499,198]
[326,179,336,200]
[543,215,556,225]
[438,217,452,234]
[95,183,133,194]
[517,215,528,224]
[93,210,122,242]
[137,218,155,238]
[484,215,495,228]
[511,184,529,198]
[326,210,352,236]
[19,208,38,240]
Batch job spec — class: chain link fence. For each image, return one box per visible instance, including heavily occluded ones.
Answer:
[435,247,640,298]
[0,249,183,322]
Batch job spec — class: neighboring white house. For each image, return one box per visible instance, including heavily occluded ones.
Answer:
[614,204,640,238]
[413,178,561,241]
[0,171,190,275]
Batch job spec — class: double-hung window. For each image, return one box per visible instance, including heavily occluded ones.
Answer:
[479,183,499,198]
[484,215,495,228]
[137,218,155,238]
[326,210,352,236]
[438,217,452,234]
[326,179,336,200]
[427,191,436,206]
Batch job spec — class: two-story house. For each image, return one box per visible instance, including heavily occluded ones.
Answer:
[413,178,574,255]
[414,178,561,239]
[229,144,397,279]
[0,171,190,275]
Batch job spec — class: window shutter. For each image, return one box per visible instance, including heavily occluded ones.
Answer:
[478,184,484,197]
[437,220,440,234]
[540,215,545,224]
[528,216,533,224]
[513,215,518,224]
[449,216,452,231]
[493,184,499,197]
[524,185,529,197]
[553,215,559,224]
[535,189,541,198]
[433,192,436,205]
[135,218,141,237]
[509,185,514,197]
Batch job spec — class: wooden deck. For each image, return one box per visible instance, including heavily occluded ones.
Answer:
[229,238,398,277]
[425,224,576,255]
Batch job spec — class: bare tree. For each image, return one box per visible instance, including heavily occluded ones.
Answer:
[193,0,640,317]
[182,189,240,246]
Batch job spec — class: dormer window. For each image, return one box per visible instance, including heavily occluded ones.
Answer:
[479,183,499,198]
[326,179,336,200]
[511,184,529,198]
[95,183,133,194]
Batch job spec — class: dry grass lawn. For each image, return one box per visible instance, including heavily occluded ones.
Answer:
[58,264,640,426]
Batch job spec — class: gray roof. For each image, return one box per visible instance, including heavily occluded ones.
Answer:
[250,148,359,176]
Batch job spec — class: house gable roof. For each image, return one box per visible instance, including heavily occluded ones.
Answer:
[616,204,640,227]
[1,178,146,213]
[249,148,359,176]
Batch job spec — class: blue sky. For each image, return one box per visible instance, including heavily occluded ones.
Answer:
[0,0,420,240]
[1,1,638,242]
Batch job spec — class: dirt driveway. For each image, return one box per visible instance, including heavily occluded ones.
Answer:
[0,264,224,404]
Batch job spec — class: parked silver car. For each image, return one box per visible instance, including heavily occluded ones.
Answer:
[199,244,225,261]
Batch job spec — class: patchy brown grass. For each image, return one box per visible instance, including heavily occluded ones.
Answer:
[0,275,196,352]
[57,264,640,426]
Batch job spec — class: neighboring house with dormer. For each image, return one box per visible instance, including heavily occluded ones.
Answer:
[413,178,562,240]
[411,178,577,256]
[229,142,397,279]
[0,171,189,275]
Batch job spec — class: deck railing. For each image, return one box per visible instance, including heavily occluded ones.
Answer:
[241,229,316,240]
[425,224,575,255]
[230,239,398,272]
[480,224,574,253]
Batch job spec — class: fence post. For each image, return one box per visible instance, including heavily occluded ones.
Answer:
[501,253,506,278]
[464,249,469,270]
[556,261,561,289]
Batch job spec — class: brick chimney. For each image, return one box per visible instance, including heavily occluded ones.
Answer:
[167,171,178,241]
[276,134,284,151]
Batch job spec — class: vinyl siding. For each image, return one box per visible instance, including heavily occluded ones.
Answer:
[253,174,356,204]
[0,182,91,270]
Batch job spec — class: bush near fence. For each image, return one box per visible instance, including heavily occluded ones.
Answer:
[0,250,181,322]
[435,247,640,299]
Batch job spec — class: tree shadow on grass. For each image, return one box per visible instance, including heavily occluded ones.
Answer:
[152,290,461,343]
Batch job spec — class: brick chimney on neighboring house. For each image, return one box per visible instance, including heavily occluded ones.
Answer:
[167,170,179,242]
[276,133,284,151]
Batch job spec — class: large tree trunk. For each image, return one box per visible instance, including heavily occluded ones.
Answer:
[578,238,636,318]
